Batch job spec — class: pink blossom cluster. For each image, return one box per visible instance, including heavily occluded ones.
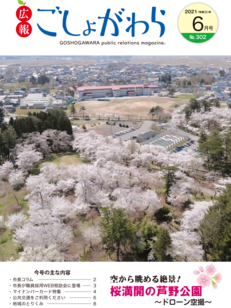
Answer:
[193,265,222,289]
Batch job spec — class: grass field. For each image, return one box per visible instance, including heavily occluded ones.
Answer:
[77,97,190,118]
[38,152,87,169]
[15,107,44,115]
[46,153,85,166]
[176,94,195,100]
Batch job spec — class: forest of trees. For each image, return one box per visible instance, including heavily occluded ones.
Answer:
[0,109,72,163]
[158,74,171,84]
[198,129,231,176]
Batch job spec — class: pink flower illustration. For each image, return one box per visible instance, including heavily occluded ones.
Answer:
[199,266,204,272]
[215,273,222,283]
[205,264,216,276]
[197,273,211,288]
[213,283,218,289]
[193,270,200,275]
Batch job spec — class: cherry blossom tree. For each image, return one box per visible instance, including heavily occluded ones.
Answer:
[131,152,153,167]
[72,130,105,160]
[51,197,76,221]
[73,200,91,215]
[133,168,154,191]
[214,178,231,196]
[168,230,204,261]
[16,146,42,171]
[40,163,60,183]
[181,201,212,231]
[0,216,4,229]
[15,245,64,262]
[0,161,14,180]
[14,220,72,251]
[168,171,195,206]
[57,179,76,193]
[5,213,26,231]
[113,187,161,216]
[16,130,71,158]
[82,225,101,249]
[26,174,56,207]
[8,170,25,187]
[41,130,71,153]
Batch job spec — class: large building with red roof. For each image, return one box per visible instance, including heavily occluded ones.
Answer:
[76,84,160,100]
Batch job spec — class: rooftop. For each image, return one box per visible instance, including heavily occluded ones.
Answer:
[76,84,160,92]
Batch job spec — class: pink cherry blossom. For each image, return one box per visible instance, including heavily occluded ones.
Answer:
[199,266,204,272]
[213,283,218,289]
[215,273,222,283]
[197,273,211,288]
[205,264,216,276]
[193,270,200,275]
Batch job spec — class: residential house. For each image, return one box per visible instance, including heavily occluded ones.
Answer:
[33,102,47,109]
[180,88,192,93]
[227,97,231,108]
[217,81,227,88]
[203,85,212,90]
[211,86,220,91]
[4,105,16,113]
[216,92,224,100]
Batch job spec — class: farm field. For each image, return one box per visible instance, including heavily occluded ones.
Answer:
[0,57,99,67]
[130,56,231,68]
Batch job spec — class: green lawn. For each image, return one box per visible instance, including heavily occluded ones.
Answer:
[176,94,195,100]
[50,153,85,166]
[39,152,87,167]
[0,228,20,261]
[220,104,228,108]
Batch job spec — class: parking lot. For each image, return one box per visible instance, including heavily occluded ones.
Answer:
[92,121,141,137]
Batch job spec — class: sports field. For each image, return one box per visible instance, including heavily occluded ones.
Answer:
[78,97,187,117]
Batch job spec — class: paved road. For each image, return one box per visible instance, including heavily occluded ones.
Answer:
[116,121,154,141]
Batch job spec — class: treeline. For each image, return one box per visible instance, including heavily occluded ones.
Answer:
[158,74,171,84]
[30,75,50,86]
[200,184,231,261]
[8,109,73,137]
[0,109,72,163]
[184,98,220,119]
[198,129,231,176]
[190,72,215,85]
